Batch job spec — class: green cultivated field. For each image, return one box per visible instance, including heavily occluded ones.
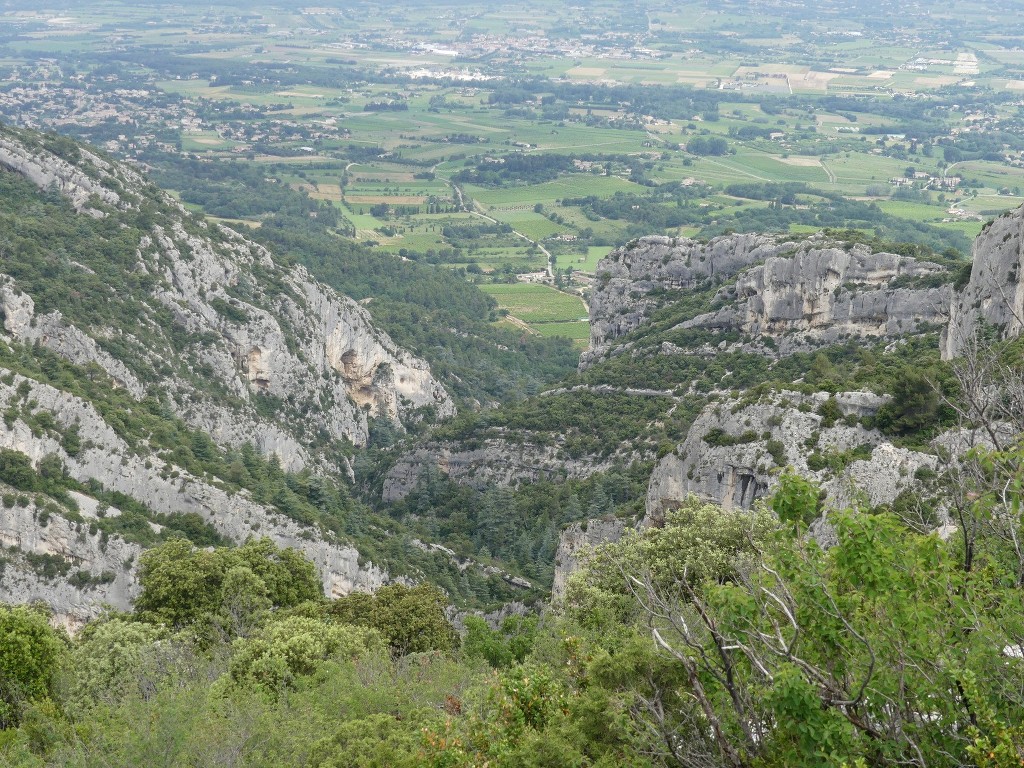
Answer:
[533,320,591,346]
[9,0,1024,340]
[480,283,589,343]
[555,246,614,273]
[480,284,588,324]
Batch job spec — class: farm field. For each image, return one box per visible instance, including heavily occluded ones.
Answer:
[8,0,1024,346]
[479,283,589,343]
[554,246,615,274]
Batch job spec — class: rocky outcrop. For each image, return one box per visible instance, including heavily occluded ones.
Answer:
[551,518,627,600]
[0,128,135,215]
[685,245,951,353]
[583,233,782,366]
[382,438,616,502]
[0,281,145,398]
[0,127,454,471]
[0,373,388,613]
[138,221,454,455]
[645,390,936,521]
[584,233,952,364]
[943,207,1024,359]
[0,494,142,631]
[0,126,464,620]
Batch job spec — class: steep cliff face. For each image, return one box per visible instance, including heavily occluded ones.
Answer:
[0,131,126,215]
[0,125,458,619]
[644,390,937,521]
[943,207,1024,359]
[585,233,952,364]
[0,374,387,616]
[686,246,951,353]
[0,124,453,472]
[551,518,627,600]
[382,438,618,502]
[583,233,781,366]
[0,492,142,631]
[139,221,454,457]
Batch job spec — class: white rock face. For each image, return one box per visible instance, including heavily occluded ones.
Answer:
[0,128,453,470]
[0,281,145,398]
[583,233,781,366]
[685,245,951,352]
[943,207,1024,358]
[0,131,128,215]
[0,496,142,630]
[0,373,388,616]
[0,129,462,619]
[584,234,952,367]
[142,222,454,455]
[551,518,627,600]
[644,390,935,520]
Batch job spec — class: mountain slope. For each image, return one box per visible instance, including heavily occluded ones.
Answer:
[0,124,458,624]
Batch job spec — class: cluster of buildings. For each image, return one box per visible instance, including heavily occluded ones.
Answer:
[0,66,342,158]
[889,173,962,190]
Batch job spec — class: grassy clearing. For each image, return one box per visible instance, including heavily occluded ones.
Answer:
[554,246,614,273]
[480,283,588,324]
[875,200,948,222]
[534,321,591,346]
[465,174,643,206]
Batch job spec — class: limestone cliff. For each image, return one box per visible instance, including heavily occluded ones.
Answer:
[583,233,781,366]
[0,492,141,632]
[0,124,453,473]
[551,518,627,600]
[0,125,457,620]
[0,130,128,215]
[0,375,387,617]
[382,438,618,502]
[685,245,951,353]
[644,390,937,521]
[585,233,952,365]
[943,207,1024,359]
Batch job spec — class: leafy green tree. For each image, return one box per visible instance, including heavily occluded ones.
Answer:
[218,566,272,639]
[309,713,421,768]
[231,538,321,610]
[0,606,65,728]
[578,495,779,600]
[463,614,538,669]
[64,617,168,712]
[875,369,940,436]
[592,499,1024,767]
[134,538,225,627]
[135,537,322,632]
[770,469,822,530]
[328,584,458,656]
[229,616,381,694]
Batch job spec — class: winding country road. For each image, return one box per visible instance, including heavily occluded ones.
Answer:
[445,178,554,278]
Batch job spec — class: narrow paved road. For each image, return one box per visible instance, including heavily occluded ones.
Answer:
[821,159,836,184]
[446,178,554,278]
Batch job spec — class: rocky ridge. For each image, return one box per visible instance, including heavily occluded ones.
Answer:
[0,124,453,470]
[685,247,951,353]
[644,389,935,519]
[382,438,619,503]
[0,132,127,216]
[583,233,782,366]
[551,219,1024,593]
[585,233,952,365]
[0,373,387,627]
[943,205,1024,358]
[0,125,457,620]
